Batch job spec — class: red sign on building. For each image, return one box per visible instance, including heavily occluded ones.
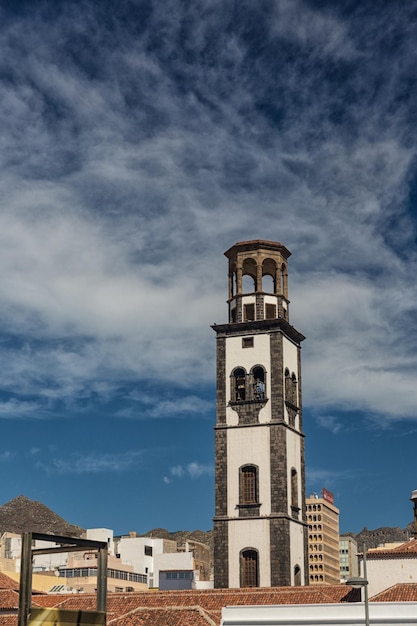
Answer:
[322,487,334,505]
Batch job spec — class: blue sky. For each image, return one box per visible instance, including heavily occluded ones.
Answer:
[1,0,417,537]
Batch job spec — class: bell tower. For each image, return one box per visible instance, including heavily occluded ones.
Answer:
[213,240,307,588]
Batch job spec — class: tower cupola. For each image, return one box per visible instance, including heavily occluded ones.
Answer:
[225,240,291,324]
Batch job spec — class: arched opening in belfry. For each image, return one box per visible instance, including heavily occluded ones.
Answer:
[232,367,247,401]
[242,258,257,293]
[262,258,276,293]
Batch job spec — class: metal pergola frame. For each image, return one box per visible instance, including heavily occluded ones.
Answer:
[18,532,108,626]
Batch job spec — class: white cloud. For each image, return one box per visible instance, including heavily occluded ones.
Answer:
[0,0,416,428]
[0,451,15,462]
[36,450,145,474]
[169,462,214,480]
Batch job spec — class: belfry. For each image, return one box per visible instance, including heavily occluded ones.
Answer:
[212,240,307,588]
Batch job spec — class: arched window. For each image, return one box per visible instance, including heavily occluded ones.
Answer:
[285,371,297,406]
[240,465,258,505]
[262,258,277,294]
[232,368,246,401]
[294,565,302,586]
[242,258,257,293]
[240,549,259,588]
[251,365,266,400]
[262,274,275,294]
[291,467,299,519]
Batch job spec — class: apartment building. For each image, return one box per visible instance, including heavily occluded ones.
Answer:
[306,489,340,584]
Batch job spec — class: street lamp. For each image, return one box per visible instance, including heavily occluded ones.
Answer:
[346,544,369,626]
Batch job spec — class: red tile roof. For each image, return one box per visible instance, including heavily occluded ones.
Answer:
[25,585,361,626]
[0,590,20,611]
[0,574,19,592]
[16,583,417,626]
[370,583,417,602]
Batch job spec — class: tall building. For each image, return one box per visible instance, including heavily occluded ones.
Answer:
[212,240,307,588]
[306,489,340,585]
[339,536,358,582]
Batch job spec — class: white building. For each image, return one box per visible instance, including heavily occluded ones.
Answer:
[115,534,176,588]
[361,539,417,597]
[221,601,417,626]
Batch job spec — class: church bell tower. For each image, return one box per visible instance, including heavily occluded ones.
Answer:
[213,240,307,588]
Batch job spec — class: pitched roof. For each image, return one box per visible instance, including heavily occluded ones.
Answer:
[3,582,417,626]
[0,590,20,610]
[0,573,20,592]
[370,583,417,602]
[30,585,361,626]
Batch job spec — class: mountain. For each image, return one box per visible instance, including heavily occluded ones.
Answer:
[0,495,84,537]
[342,522,414,549]
[142,527,213,550]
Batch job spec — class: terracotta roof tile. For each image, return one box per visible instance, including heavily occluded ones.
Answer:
[0,614,18,626]
[0,590,20,610]
[0,573,19,592]
[23,584,361,626]
[370,583,417,602]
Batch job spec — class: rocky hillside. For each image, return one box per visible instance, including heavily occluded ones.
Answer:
[342,522,415,549]
[0,495,84,537]
[142,527,214,550]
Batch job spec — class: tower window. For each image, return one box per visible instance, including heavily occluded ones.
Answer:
[252,366,266,400]
[232,368,247,401]
[291,467,299,518]
[285,370,298,407]
[240,465,258,505]
[265,303,276,319]
[242,337,254,348]
[244,303,255,321]
[240,549,259,588]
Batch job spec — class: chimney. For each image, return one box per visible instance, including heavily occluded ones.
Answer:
[410,490,417,539]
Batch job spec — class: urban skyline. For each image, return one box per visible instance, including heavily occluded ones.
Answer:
[1,0,417,536]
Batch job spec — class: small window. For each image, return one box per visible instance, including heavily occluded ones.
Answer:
[144,545,153,556]
[242,337,254,348]
[265,303,276,319]
[244,303,255,321]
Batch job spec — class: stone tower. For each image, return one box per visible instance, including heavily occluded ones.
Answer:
[212,240,307,588]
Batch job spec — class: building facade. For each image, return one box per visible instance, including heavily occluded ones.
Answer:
[339,536,358,582]
[213,240,307,588]
[306,490,340,585]
[361,538,417,597]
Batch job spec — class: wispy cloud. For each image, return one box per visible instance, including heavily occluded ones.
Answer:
[0,0,416,429]
[36,450,145,475]
[0,450,15,462]
[164,461,214,484]
[0,399,43,419]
